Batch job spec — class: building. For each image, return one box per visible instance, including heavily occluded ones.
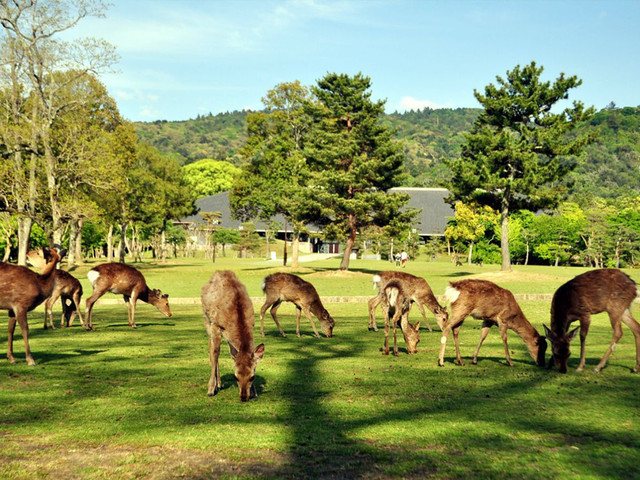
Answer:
[176,188,455,251]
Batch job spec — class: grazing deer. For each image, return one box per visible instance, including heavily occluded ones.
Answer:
[381,280,420,355]
[544,268,640,373]
[202,270,265,401]
[260,273,334,338]
[85,263,171,329]
[0,247,62,365]
[44,269,85,330]
[368,271,448,332]
[438,279,547,367]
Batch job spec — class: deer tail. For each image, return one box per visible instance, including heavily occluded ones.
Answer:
[373,274,381,290]
[443,285,461,305]
[386,286,400,308]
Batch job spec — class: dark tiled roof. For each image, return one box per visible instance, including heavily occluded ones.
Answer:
[179,188,454,236]
[389,187,454,236]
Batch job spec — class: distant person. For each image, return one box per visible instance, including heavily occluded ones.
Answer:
[394,252,401,266]
[401,250,408,268]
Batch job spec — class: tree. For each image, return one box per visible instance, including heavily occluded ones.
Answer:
[446,62,596,271]
[445,202,498,264]
[231,81,315,268]
[182,159,241,198]
[304,72,408,270]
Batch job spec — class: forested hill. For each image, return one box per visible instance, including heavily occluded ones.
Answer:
[134,105,640,200]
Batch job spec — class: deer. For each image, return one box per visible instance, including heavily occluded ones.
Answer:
[368,271,448,333]
[259,272,335,338]
[381,280,421,355]
[43,268,85,330]
[544,268,640,374]
[0,246,62,366]
[202,270,265,401]
[85,262,171,330]
[438,279,547,368]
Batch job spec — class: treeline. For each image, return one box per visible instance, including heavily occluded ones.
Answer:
[134,105,640,201]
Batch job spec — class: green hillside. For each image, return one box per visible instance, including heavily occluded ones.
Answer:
[134,105,640,199]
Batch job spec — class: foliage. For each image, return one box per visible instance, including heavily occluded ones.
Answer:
[304,72,410,270]
[182,158,241,198]
[446,61,596,270]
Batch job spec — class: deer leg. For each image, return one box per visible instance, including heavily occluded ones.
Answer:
[7,311,17,364]
[207,328,222,396]
[438,324,452,366]
[259,300,273,337]
[414,301,433,332]
[452,324,464,366]
[16,311,35,366]
[392,312,401,356]
[269,301,286,337]
[621,308,640,373]
[70,293,84,328]
[85,287,107,331]
[472,321,493,365]
[302,307,320,338]
[129,292,139,329]
[576,317,591,372]
[499,323,513,367]
[382,304,391,355]
[368,294,382,332]
[44,295,57,330]
[594,313,623,373]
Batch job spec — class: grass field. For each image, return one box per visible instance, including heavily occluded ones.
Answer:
[1,255,640,479]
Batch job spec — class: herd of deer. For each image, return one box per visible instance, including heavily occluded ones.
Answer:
[1,246,640,402]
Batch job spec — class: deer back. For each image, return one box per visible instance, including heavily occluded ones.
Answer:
[89,263,148,296]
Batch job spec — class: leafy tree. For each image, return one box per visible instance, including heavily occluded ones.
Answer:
[214,228,240,257]
[182,158,241,198]
[446,61,596,271]
[304,72,408,270]
[445,202,498,264]
[231,81,315,268]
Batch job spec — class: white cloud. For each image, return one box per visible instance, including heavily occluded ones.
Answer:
[397,96,446,111]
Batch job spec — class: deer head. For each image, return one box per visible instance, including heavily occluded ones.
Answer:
[544,324,579,373]
[434,306,449,331]
[320,309,335,337]
[149,289,172,317]
[229,343,265,402]
[535,336,548,367]
[402,320,421,354]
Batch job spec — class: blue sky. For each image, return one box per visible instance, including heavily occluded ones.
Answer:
[67,0,640,122]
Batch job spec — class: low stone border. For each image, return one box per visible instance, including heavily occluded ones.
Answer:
[93,294,560,306]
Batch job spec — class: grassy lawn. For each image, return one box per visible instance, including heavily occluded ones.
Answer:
[1,255,640,479]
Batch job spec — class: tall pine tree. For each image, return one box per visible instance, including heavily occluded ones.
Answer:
[446,62,596,271]
[305,73,408,270]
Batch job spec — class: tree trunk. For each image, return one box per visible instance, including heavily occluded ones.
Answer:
[107,223,114,262]
[43,137,64,245]
[467,241,474,264]
[75,218,84,264]
[500,202,511,271]
[161,225,167,263]
[67,219,78,267]
[292,231,300,268]
[283,218,288,266]
[119,221,127,263]
[389,238,394,264]
[339,215,357,271]
[17,216,33,266]
[524,241,530,266]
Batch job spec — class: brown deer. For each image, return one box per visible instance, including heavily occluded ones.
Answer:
[85,263,171,329]
[544,268,640,373]
[368,271,448,332]
[44,269,85,330]
[438,279,547,367]
[0,247,62,365]
[260,273,334,338]
[381,280,420,355]
[202,270,265,401]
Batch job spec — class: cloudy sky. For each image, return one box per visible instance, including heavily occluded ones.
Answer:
[64,0,640,122]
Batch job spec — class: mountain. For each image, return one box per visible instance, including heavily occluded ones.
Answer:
[134,105,640,200]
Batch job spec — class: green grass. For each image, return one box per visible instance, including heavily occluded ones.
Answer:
[1,256,640,479]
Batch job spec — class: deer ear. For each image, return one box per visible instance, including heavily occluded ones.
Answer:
[567,326,580,343]
[542,324,554,340]
[254,343,265,360]
[229,343,239,358]
[413,321,420,331]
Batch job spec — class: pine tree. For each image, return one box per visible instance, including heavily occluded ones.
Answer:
[446,62,596,271]
[304,72,408,270]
